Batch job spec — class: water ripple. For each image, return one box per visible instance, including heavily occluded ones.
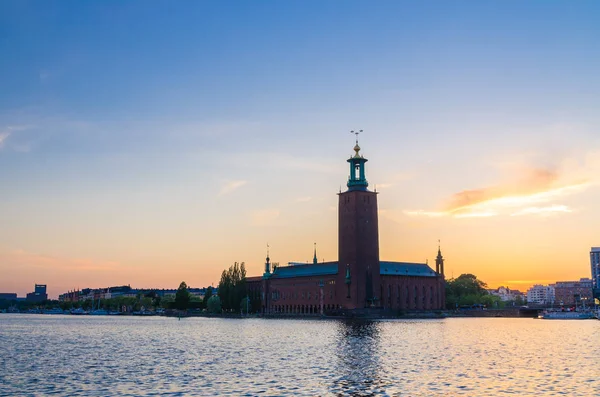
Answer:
[0,315,598,396]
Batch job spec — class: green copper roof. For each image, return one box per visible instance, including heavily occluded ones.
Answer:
[271,262,338,279]
[268,261,438,279]
[380,261,438,277]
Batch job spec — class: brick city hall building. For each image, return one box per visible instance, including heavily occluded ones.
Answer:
[247,141,446,314]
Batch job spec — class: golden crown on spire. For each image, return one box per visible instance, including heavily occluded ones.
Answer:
[351,129,363,158]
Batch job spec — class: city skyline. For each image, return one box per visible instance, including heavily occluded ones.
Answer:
[1,2,600,299]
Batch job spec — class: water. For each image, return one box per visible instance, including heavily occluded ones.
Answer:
[0,315,598,396]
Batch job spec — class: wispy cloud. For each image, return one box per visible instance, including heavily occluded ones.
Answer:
[295,196,312,202]
[0,132,9,148]
[218,180,247,196]
[0,249,119,271]
[505,279,558,286]
[510,205,572,217]
[251,209,280,226]
[0,125,34,151]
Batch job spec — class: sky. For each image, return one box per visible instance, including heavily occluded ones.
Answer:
[1,1,599,298]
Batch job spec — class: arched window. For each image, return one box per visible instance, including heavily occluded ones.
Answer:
[414,286,418,307]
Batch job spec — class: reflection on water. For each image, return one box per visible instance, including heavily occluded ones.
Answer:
[0,315,598,396]
[331,320,385,395]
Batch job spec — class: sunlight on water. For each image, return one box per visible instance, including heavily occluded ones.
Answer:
[0,315,598,396]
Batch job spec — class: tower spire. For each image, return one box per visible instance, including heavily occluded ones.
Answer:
[313,242,318,265]
[350,129,362,144]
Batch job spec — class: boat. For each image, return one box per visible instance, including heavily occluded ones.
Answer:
[70,308,88,315]
[132,310,155,316]
[90,309,109,315]
[539,310,595,320]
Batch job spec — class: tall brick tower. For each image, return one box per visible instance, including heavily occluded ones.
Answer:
[337,136,380,309]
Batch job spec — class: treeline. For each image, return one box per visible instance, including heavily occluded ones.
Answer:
[446,273,517,309]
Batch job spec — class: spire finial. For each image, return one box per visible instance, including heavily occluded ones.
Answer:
[313,242,317,265]
[350,129,362,144]
[350,130,363,157]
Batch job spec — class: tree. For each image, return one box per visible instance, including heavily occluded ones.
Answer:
[446,274,492,309]
[175,281,191,310]
[202,286,213,308]
[207,295,222,313]
[240,296,251,314]
[218,262,247,312]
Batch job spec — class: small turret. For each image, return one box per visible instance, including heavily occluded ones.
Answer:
[436,240,444,277]
[264,244,271,277]
[313,243,318,265]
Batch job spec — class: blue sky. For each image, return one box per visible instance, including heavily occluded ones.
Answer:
[1,1,599,297]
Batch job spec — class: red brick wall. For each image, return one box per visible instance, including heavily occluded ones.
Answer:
[380,275,445,310]
[337,190,380,309]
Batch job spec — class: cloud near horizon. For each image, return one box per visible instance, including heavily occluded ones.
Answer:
[405,157,598,218]
[0,249,119,271]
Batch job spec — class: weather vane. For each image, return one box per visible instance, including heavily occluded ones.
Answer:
[350,129,363,144]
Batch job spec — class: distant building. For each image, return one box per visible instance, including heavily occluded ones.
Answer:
[553,278,593,306]
[488,286,524,302]
[26,284,48,302]
[58,285,216,302]
[0,293,17,300]
[591,247,600,299]
[526,284,555,305]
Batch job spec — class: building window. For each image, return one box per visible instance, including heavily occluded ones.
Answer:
[430,286,434,304]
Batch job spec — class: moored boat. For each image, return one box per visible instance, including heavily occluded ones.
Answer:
[90,309,109,315]
[539,310,595,320]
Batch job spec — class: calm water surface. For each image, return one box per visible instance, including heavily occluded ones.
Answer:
[0,315,598,396]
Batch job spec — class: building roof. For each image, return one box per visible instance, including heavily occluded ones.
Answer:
[380,261,438,277]
[272,262,338,279]
[265,260,439,279]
